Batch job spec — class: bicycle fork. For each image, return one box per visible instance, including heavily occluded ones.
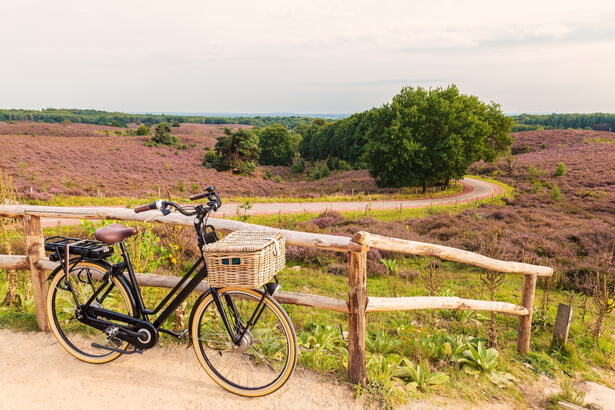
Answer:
[210,284,279,347]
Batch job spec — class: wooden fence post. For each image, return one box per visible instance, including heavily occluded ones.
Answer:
[348,250,367,386]
[24,215,50,331]
[553,303,573,346]
[516,273,536,353]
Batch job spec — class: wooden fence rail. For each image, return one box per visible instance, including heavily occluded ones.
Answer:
[0,205,553,386]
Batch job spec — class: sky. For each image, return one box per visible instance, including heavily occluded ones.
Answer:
[2,0,615,114]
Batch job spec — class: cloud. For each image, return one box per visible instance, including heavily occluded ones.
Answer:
[1,0,615,113]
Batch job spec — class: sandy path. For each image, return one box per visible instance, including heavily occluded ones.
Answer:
[0,329,359,410]
[218,177,502,216]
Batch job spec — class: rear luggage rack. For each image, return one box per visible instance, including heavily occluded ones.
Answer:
[44,236,114,261]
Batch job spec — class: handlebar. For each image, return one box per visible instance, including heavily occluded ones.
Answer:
[133,188,221,217]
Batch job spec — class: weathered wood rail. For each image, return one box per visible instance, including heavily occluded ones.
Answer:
[0,205,553,386]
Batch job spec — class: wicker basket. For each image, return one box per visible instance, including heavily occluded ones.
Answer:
[203,231,286,288]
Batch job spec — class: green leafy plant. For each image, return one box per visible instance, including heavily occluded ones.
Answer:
[298,324,347,374]
[394,359,449,392]
[455,341,514,387]
[366,330,402,355]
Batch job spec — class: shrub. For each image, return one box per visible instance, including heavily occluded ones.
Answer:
[326,157,339,170]
[172,120,180,127]
[313,163,330,180]
[152,122,178,145]
[235,160,257,176]
[550,184,562,202]
[553,162,566,177]
[263,169,271,180]
[337,160,352,171]
[274,175,282,183]
[532,181,543,193]
[292,158,306,173]
[202,150,222,169]
[207,128,259,175]
[528,165,539,179]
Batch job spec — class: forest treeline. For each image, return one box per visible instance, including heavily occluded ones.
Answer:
[0,108,314,129]
[511,113,614,132]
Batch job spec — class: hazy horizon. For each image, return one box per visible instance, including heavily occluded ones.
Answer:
[2,1,614,114]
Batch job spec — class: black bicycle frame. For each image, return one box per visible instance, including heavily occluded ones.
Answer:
[110,241,209,329]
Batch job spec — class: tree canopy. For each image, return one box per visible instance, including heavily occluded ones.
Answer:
[151,122,178,145]
[203,128,260,175]
[258,124,295,166]
[364,85,512,190]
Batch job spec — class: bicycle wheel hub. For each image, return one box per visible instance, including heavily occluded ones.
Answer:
[233,330,253,353]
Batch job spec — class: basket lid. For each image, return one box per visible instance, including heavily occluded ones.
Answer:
[203,230,284,253]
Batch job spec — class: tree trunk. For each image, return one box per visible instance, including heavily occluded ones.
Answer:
[422,181,427,194]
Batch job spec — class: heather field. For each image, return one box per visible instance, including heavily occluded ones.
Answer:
[0,121,402,200]
[1,126,615,407]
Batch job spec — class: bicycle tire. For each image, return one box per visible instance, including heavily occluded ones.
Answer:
[46,261,135,364]
[190,287,297,397]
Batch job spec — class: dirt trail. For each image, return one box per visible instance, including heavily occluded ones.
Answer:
[0,329,359,410]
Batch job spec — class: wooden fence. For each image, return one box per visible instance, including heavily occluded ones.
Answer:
[0,205,553,385]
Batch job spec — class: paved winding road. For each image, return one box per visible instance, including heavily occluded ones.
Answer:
[218,177,503,216]
[41,177,502,227]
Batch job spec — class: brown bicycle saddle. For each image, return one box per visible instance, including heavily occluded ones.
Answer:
[94,224,138,244]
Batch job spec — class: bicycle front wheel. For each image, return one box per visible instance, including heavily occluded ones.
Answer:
[191,287,297,397]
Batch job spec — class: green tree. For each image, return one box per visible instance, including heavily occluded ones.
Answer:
[152,122,178,145]
[259,124,295,166]
[365,85,512,191]
[135,124,151,136]
[204,128,259,175]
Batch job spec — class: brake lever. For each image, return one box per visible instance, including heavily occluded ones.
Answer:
[160,201,172,216]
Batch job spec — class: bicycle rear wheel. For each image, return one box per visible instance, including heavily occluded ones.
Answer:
[191,287,297,397]
[46,261,135,364]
